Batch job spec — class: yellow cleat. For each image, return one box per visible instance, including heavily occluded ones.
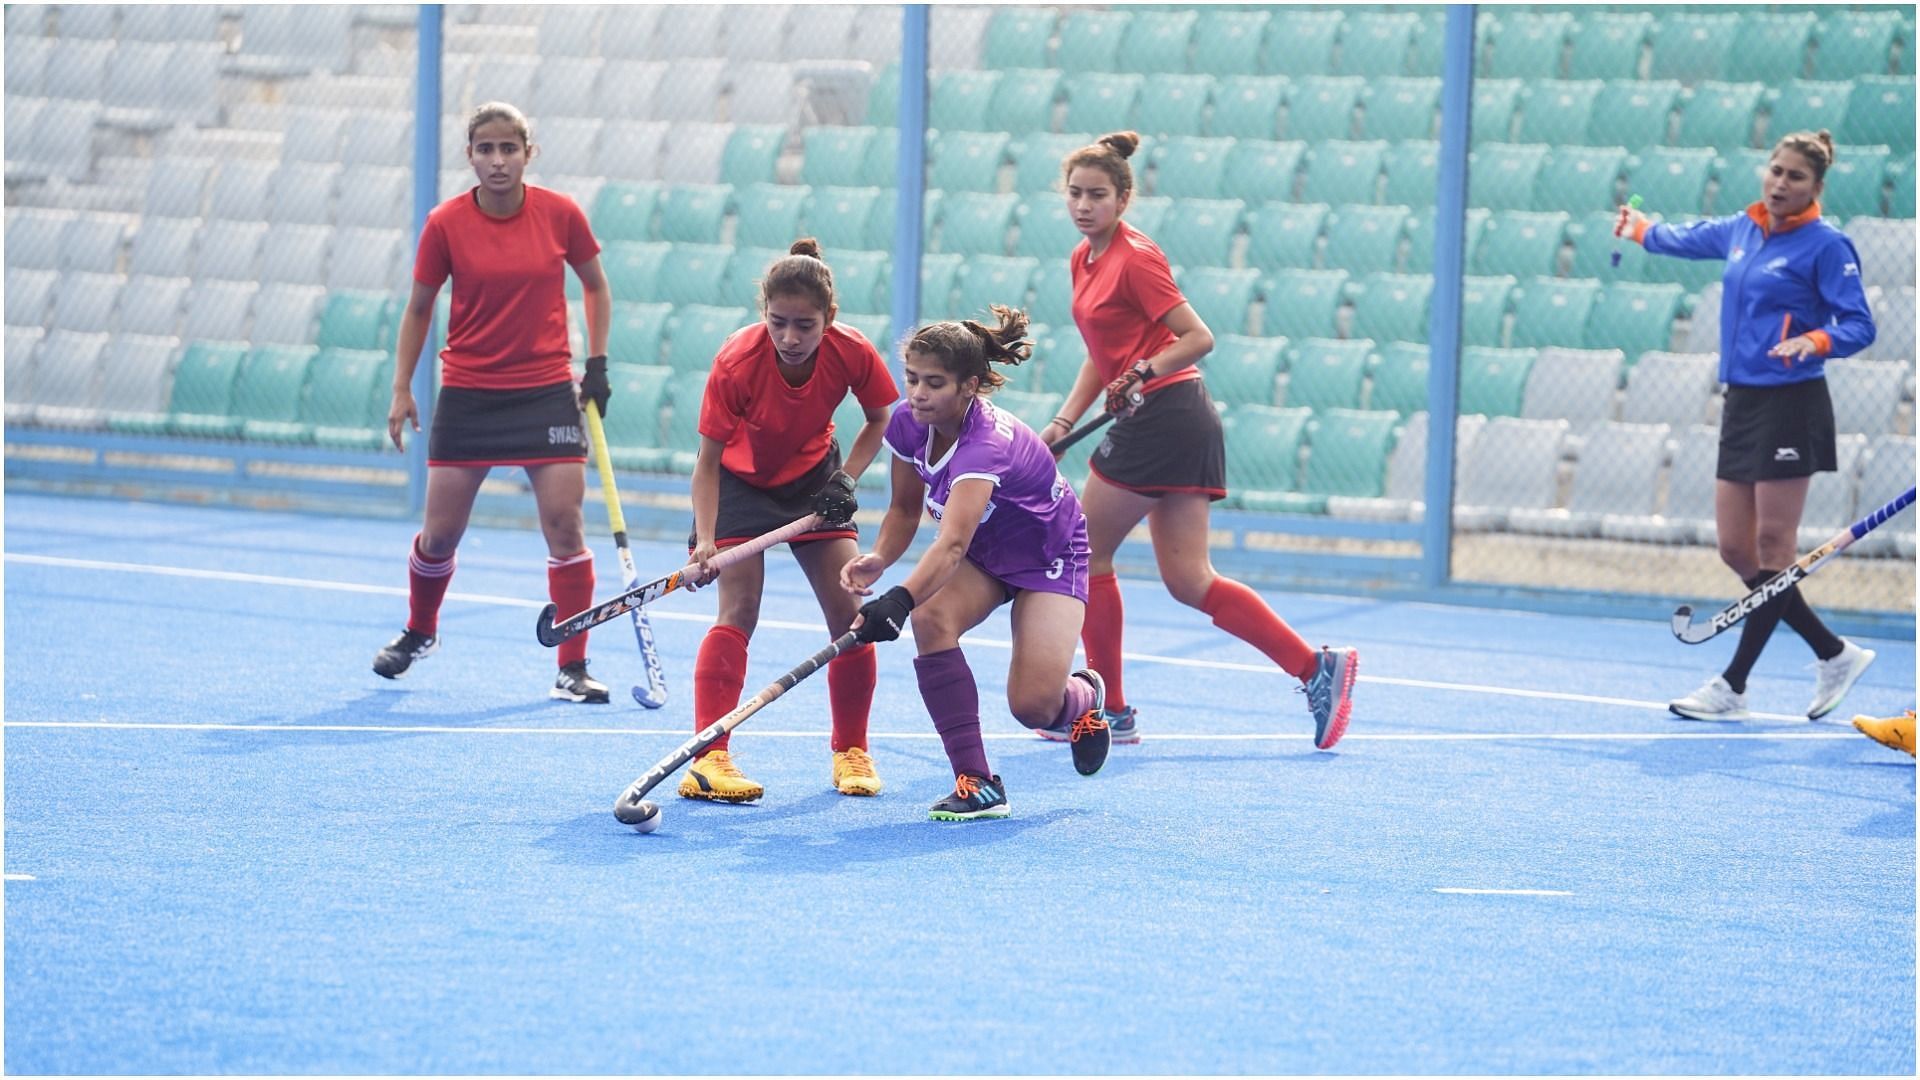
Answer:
[832,746,884,796]
[1853,710,1916,757]
[677,750,764,802]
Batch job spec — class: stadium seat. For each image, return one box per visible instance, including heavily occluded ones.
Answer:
[802,127,878,187]
[25,329,108,427]
[3,325,42,420]
[1471,79,1524,145]
[1244,201,1327,269]
[1588,281,1686,360]
[600,240,671,304]
[1850,434,1919,556]
[665,305,751,373]
[1843,76,1916,154]
[1518,80,1604,146]
[5,210,68,272]
[724,184,801,251]
[1589,81,1681,151]
[1676,82,1765,150]
[1381,140,1440,209]
[1762,81,1852,148]
[95,334,179,428]
[312,290,390,353]
[1192,8,1271,77]
[1649,12,1740,84]
[303,347,392,450]
[1511,420,1671,537]
[1474,210,1569,278]
[1350,272,1433,344]
[863,59,899,125]
[828,250,890,315]
[537,6,602,57]
[917,252,966,320]
[1454,416,1568,530]
[834,313,891,358]
[1458,345,1536,417]
[601,364,675,471]
[208,160,277,224]
[1124,195,1173,240]
[1367,342,1429,417]
[1342,12,1419,78]
[1567,210,1649,281]
[718,245,780,309]
[662,369,710,471]
[930,70,1001,133]
[1821,145,1893,219]
[268,164,338,227]
[721,125,787,186]
[1459,273,1516,346]
[44,272,118,336]
[1012,132,1090,196]
[1033,328,1089,396]
[1597,423,1717,544]
[1303,407,1400,499]
[1362,78,1440,142]
[1121,8,1198,72]
[987,70,1063,137]
[258,224,331,288]
[1286,76,1364,142]
[1813,9,1902,80]
[1221,139,1307,203]
[251,284,325,347]
[1862,284,1918,364]
[1797,434,1870,543]
[1263,9,1343,79]
[1891,154,1915,218]
[953,255,1039,321]
[1619,351,1718,429]
[802,186,884,252]
[228,344,318,443]
[116,275,189,338]
[1469,144,1550,212]
[1222,404,1313,508]
[1485,11,1573,80]
[597,120,670,181]
[656,184,732,245]
[181,280,257,343]
[1728,12,1817,84]
[1014,195,1081,260]
[1532,145,1628,215]
[1321,204,1408,275]
[1180,267,1262,337]
[1827,360,1908,436]
[867,188,942,252]
[143,157,215,219]
[1209,75,1287,140]
[592,182,663,244]
[1260,268,1347,339]
[1204,334,1286,408]
[1567,11,1652,81]
[1300,139,1387,206]
[1510,277,1600,350]
[928,131,1012,194]
[1158,198,1244,268]
[1848,217,1918,291]
[654,243,729,307]
[58,213,128,275]
[609,302,675,368]
[1520,346,1623,441]
[1062,72,1144,136]
[531,62,603,121]
[937,192,1019,257]
[1284,338,1373,411]
[155,341,248,439]
[1151,136,1234,199]
[1054,9,1131,73]
[1404,207,1490,274]
[1625,147,1717,217]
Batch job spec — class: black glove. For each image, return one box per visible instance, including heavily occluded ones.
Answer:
[813,469,858,526]
[1103,359,1153,418]
[854,585,914,644]
[580,355,611,418]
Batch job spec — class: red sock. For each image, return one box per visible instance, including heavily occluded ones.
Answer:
[546,550,595,668]
[1082,572,1126,711]
[827,642,876,752]
[694,624,749,755]
[1202,576,1316,681]
[407,534,455,637]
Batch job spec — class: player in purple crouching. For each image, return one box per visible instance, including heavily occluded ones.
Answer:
[839,306,1110,821]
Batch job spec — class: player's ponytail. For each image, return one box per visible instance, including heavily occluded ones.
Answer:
[761,237,836,316]
[906,306,1032,393]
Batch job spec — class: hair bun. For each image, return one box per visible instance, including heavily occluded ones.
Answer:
[789,237,822,258]
[1098,131,1141,160]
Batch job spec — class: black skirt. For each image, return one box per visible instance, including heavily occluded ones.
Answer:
[690,440,859,550]
[428,380,588,467]
[1717,378,1837,482]
[1086,377,1229,500]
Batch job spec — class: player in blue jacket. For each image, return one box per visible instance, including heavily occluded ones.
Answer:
[1617,129,1878,722]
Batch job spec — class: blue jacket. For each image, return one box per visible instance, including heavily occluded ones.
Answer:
[1639,202,1876,387]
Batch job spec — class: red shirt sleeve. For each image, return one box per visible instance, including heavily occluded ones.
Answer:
[562,196,600,267]
[413,213,450,288]
[1123,241,1185,325]
[852,342,900,410]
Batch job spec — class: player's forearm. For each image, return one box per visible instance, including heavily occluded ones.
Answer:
[391,306,433,392]
[581,284,611,358]
[843,421,887,481]
[867,505,920,571]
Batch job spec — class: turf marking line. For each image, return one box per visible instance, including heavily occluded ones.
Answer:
[4,874,36,882]
[1434,887,1571,896]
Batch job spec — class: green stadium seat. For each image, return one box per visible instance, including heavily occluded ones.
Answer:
[1813,9,1901,80]
[1639,239,1723,295]
[1013,132,1092,195]
[983,8,1056,71]
[1471,78,1524,145]
[988,69,1064,137]
[1244,200,1328,270]
[656,243,730,307]
[1459,345,1536,417]
[1532,145,1627,214]
[1118,10,1197,75]
[1627,146,1718,216]
[826,393,889,490]
[1891,153,1916,219]
[1474,210,1569,278]
[928,131,1011,193]
[306,347,390,451]
[721,246,784,310]
[860,127,900,188]
[1587,281,1686,360]
[930,70,1001,133]
[1158,198,1244,267]
[1407,8,1451,78]
[1763,81,1851,146]
[1322,203,1408,275]
[1460,274,1516,346]
[665,305,750,373]
[721,126,786,186]
[866,61,898,127]
[1362,77,1440,142]
[591,181,661,243]
[1209,75,1287,140]
[1285,76,1364,142]
[609,301,675,367]
[829,250,890,315]
[992,389,1066,435]
[954,255,1039,320]
[1717,145,1772,203]
[1022,263,1069,326]
[1205,334,1286,407]
[1121,194,1173,238]
[1485,11,1572,80]
[1568,210,1651,280]
[1192,9,1270,77]
[805,185,884,251]
[1341,12,1419,78]
[1179,266,1262,336]
[1221,138,1307,203]
[835,312,892,357]
[1063,72,1144,135]
[919,252,965,320]
[1843,76,1916,154]
[234,344,319,443]
[866,188,941,251]
[1675,82,1765,150]
[1382,140,1439,208]
[1368,341,1429,415]
[1567,11,1652,81]
[1263,10,1342,78]
[1518,79,1603,146]
[1034,328,1088,396]
[1301,139,1386,205]
[662,369,710,472]
[937,192,1019,257]
[601,240,672,304]
[733,183,808,249]
[1223,404,1314,510]
[601,364,673,471]
[1509,277,1600,350]
[1285,337,1373,410]
[1405,207,1490,274]
[1057,9,1131,74]
[1649,13,1740,83]
[801,127,878,187]
[1589,81,1681,151]
[1728,12,1817,84]
[1350,272,1433,344]
[1151,135,1235,198]
[1015,194,1081,259]
[316,290,392,351]
[1818,145,1892,220]
[1135,74,1212,138]
[1261,267,1347,339]
[1469,144,1549,212]
[1304,407,1400,498]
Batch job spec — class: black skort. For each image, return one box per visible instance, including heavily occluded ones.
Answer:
[1717,378,1837,483]
[1087,377,1228,500]
[428,380,589,467]
[690,441,859,550]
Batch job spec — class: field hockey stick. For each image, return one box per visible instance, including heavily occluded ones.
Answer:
[1051,411,1115,457]
[1671,485,1915,644]
[536,512,823,647]
[583,402,668,708]
[614,630,864,832]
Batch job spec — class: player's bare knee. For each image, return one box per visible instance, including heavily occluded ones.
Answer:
[1007,688,1058,729]
[1165,571,1214,609]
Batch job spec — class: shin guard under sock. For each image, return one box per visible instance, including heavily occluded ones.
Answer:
[546,550,595,667]
[1201,576,1317,681]
[1082,572,1127,711]
[693,624,750,755]
[407,535,455,637]
[827,643,877,752]
[916,647,990,779]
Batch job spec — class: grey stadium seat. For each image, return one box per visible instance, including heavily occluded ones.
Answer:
[1683,282,1721,353]
[122,4,222,42]
[44,39,112,101]
[1847,217,1917,292]
[787,5,861,60]
[724,6,790,63]
[341,113,413,169]
[1849,435,1918,556]
[144,158,216,219]
[4,325,42,421]
[729,63,799,125]
[659,122,731,184]
[5,268,59,327]
[49,271,125,334]
[115,275,191,338]
[1325,410,1488,522]
[1826,359,1908,436]
[537,6,603,57]
[1509,421,1671,537]
[1520,346,1624,445]
[533,118,603,177]
[1621,351,1720,428]
[6,37,50,96]
[650,4,725,59]
[530,59,604,119]
[269,164,340,227]
[259,224,333,287]
[601,62,671,122]
[328,228,409,293]
[9,100,101,183]
[250,284,327,346]
[6,209,69,271]
[335,166,411,231]
[60,213,130,274]
[129,217,199,278]
[1600,423,1722,545]
[208,160,279,222]
[1795,433,1869,547]
[182,280,258,342]
[192,220,268,282]
[597,120,670,181]
[1862,285,1916,365]
[655,59,728,123]
[1454,416,1570,531]
[278,107,352,164]
[28,328,110,427]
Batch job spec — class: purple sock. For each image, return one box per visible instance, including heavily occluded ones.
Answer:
[915,647,991,779]
[1046,673,1096,730]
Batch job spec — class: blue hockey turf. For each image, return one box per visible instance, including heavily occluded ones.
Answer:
[4,493,1913,1073]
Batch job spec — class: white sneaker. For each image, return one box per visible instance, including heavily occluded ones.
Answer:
[1670,676,1750,721]
[1808,640,1876,720]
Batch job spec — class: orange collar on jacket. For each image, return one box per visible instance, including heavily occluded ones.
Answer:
[1745,199,1822,238]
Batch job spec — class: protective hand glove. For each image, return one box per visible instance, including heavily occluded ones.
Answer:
[580,355,611,418]
[812,469,858,526]
[1103,359,1154,418]
[853,585,914,644]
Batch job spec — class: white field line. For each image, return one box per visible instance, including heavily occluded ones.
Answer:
[4,874,36,881]
[1433,887,1572,896]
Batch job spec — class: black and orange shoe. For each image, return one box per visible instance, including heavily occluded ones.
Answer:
[1065,669,1110,776]
[928,772,1009,821]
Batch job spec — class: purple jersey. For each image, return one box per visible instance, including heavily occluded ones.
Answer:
[884,396,1090,599]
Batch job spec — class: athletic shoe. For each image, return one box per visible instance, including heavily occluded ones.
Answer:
[1065,669,1110,776]
[832,747,884,796]
[1669,676,1750,721]
[1104,705,1141,745]
[928,772,1009,821]
[1301,646,1358,749]
[551,660,611,704]
[678,750,764,802]
[1808,640,1876,720]
[372,628,437,679]
[1853,710,1916,756]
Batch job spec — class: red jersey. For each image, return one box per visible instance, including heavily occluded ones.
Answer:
[1069,219,1202,395]
[699,321,900,489]
[413,184,600,390]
